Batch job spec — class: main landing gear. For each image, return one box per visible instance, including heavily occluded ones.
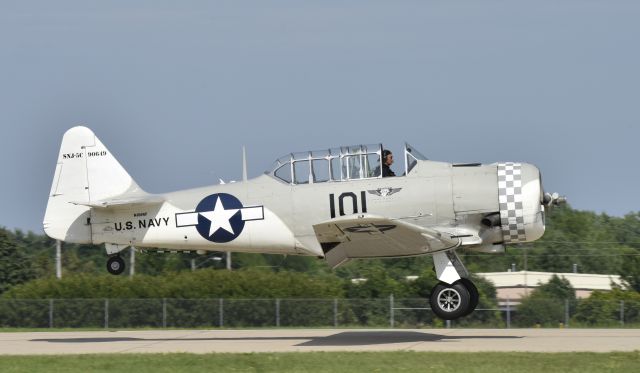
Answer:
[429,278,479,320]
[429,251,480,320]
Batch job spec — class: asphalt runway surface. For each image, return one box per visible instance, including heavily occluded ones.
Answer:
[0,329,638,355]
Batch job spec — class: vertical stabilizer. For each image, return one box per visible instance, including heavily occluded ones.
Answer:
[43,126,143,243]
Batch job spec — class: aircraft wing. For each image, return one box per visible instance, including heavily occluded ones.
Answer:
[70,194,166,208]
[313,214,460,268]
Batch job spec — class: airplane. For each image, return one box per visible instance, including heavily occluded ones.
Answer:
[43,126,564,320]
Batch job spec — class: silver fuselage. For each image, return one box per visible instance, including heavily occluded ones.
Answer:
[86,160,545,257]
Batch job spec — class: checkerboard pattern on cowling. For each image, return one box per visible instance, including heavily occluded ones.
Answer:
[498,162,527,243]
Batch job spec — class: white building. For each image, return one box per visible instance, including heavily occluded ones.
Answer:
[476,271,624,304]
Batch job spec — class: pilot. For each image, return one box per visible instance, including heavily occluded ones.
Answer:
[377,149,396,177]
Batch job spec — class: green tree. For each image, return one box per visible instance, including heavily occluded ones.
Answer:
[574,288,640,325]
[343,266,409,299]
[620,251,640,292]
[515,274,576,327]
[0,228,35,294]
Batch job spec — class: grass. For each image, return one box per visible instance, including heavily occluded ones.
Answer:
[0,352,638,373]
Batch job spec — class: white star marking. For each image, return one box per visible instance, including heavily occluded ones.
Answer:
[198,196,239,237]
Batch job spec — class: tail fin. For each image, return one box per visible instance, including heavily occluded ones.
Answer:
[43,126,145,243]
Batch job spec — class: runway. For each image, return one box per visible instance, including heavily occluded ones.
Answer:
[0,329,638,355]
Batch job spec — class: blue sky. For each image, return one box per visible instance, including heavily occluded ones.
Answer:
[1,1,638,232]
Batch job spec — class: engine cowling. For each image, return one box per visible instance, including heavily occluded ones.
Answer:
[496,162,545,244]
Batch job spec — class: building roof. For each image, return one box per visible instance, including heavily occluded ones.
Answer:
[476,271,624,291]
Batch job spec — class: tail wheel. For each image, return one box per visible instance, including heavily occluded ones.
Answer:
[429,281,471,320]
[106,256,125,275]
[459,278,479,317]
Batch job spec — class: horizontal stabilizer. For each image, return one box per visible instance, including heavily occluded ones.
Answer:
[71,194,166,208]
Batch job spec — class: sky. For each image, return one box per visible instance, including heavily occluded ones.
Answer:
[0,0,638,233]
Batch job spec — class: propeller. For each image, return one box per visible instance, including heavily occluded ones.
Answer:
[543,192,567,207]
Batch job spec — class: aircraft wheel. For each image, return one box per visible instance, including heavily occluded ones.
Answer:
[459,278,479,317]
[429,281,471,320]
[106,256,125,275]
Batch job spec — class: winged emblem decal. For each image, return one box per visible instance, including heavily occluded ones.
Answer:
[367,187,402,197]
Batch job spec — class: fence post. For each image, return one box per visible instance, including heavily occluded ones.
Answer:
[104,299,109,329]
[565,299,570,328]
[333,298,338,328]
[389,294,395,328]
[219,298,224,328]
[162,298,167,328]
[506,297,511,329]
[620,300,625,327]
[49,299,54,328]
[275,299,280,327]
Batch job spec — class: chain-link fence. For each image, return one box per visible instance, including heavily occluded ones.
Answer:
[0,297,638,328]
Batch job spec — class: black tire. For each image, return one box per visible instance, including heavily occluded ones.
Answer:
[429,281,471,320]
[459,278,479,317]
[106,256,125,275]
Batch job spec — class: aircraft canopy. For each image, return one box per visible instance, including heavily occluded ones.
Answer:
[269,143,427,185]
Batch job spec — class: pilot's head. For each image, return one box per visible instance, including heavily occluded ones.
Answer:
[383,150,393,166]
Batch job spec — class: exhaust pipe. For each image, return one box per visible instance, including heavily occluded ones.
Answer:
[481,213,501,228]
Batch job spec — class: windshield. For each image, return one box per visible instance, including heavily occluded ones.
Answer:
[404,142,427,174]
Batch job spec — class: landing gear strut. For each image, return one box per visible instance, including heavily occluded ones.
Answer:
[106,255,125,275]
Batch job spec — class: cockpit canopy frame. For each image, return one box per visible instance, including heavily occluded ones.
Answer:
[269,142,427,185]
[270,144,383,185]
